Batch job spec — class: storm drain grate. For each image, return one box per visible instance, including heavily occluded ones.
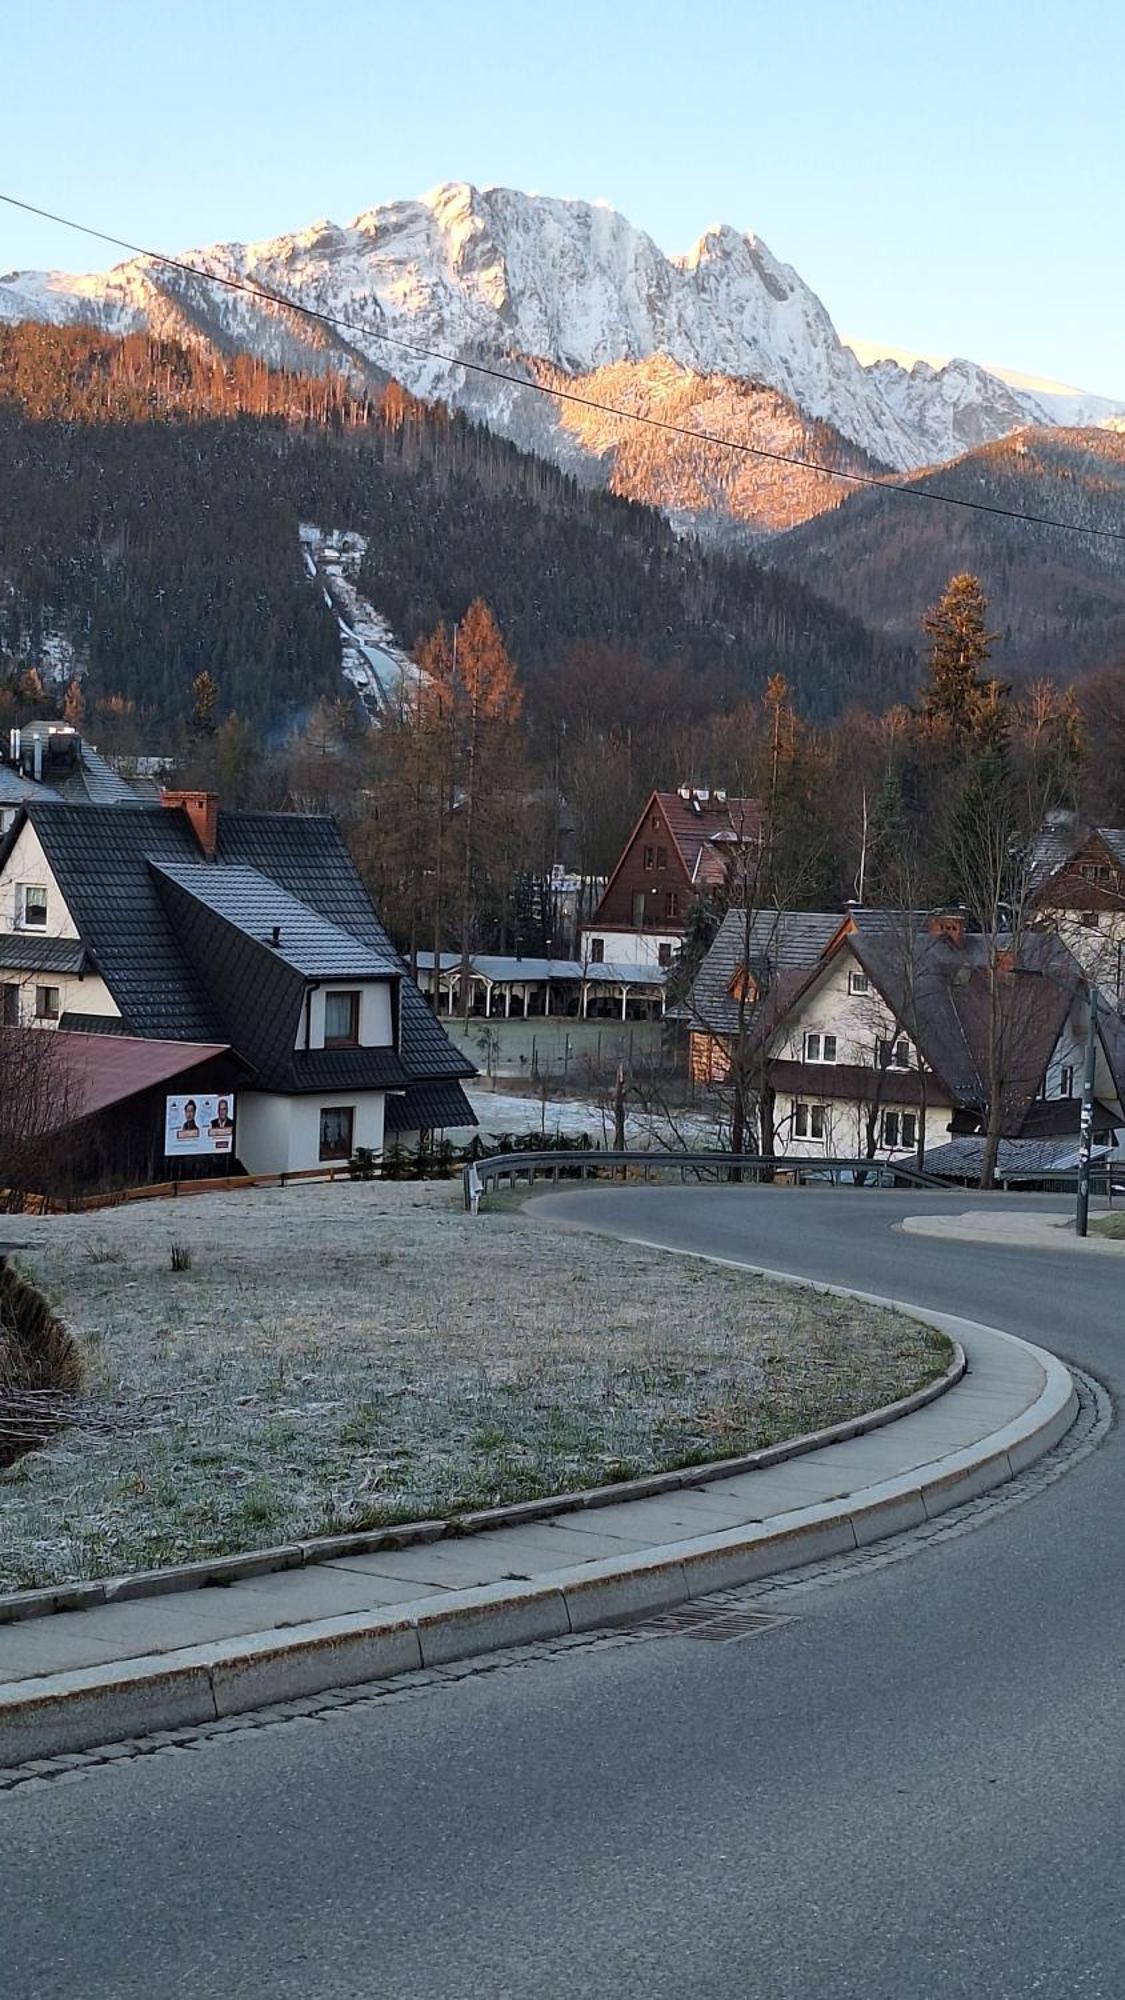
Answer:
[628,1603,791,1643]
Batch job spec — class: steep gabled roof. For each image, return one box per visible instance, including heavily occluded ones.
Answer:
[151,863,398,980]
[591,789,764,924]
[685,908,841,1039]
[3,800,473,1094]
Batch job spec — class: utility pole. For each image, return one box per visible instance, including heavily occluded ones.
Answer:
[1076,984,1099,1239]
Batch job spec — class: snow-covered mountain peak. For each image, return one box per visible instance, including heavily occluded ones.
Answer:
[2,181,1122,481]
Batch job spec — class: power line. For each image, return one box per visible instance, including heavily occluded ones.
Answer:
[2,189,1123,547]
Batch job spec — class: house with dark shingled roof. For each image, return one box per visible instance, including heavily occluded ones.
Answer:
[0,790,475,1179]
[685,903,1125,1166]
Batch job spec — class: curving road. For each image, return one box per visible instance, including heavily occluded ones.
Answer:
[3,1188,1124,2000]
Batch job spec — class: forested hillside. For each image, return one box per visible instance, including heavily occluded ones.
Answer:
[769,427,1125,681]
[0,324,911,735]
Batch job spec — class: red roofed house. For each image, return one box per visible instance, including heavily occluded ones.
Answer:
[581,787,765,970]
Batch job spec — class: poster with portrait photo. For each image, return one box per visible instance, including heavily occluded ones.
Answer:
[164,1093,236,1156]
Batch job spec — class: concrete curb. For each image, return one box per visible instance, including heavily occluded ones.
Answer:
[0,1332,965,1629]
[0,1300,1076,1769]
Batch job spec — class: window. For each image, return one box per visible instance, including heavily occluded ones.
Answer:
[657,942,673,968]
[878,1036,911,1070]
[656,845,668,870]
[18,885,47,931]
[882,1110,918,1150]
[651,813,661,830]
[1060,1065,1074,1098]
[643,845,656,870]
[323,990,360,1048]
[847,970,870,996]
[588,937,605,963]
[35,985,60,1022]
[1079,862,1111,885]
[803,1031,837,1064]
[631,891,646,927]
[319,1105,355,1161]
[794,1102,826,1140]
[664,891,680,921]
[2,983,18,1026]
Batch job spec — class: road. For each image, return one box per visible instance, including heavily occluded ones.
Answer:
[3,1188,1124,2000]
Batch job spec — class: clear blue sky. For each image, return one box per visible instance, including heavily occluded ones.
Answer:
[4,0,1122,394]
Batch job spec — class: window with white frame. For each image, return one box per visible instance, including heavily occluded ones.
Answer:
[323,989,361,1048]
[803,1031,837,1064]
[847,970,869,996]
[1059,1064,1074,1098]
[878,1035,911,1070]
[17,885,48,931]
[881,1110,918,1150]
[793,1101,827,1141]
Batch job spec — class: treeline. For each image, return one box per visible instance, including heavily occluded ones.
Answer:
[771,425,1125,682]
[0,322,912,734]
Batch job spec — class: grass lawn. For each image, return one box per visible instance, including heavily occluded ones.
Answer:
[1,1182,951,1592]
[1090,1212,1125,1239]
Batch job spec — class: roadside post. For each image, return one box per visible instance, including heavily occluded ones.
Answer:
[1076,985,1098,1239]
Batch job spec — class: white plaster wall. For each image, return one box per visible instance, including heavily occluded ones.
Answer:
[239,1091,387,1174]
[772,1092,951,1160]
[0,970,120,1027]
[774,950,909,1069]
[286,1091,385,1170]
[0,822,79,939]
[235,1093,294,1176]
[579,927,679,968]
[296,980,395,1050]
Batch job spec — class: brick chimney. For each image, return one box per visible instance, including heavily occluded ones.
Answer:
[161,789,219,860]
[928,910,966,947]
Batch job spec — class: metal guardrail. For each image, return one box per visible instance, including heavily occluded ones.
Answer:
[462,1149,954,1212]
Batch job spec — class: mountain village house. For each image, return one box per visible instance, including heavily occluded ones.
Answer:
[1031,816,1125,1008]
[686,904,1125,1175]
[0,790,474,1192]
[582,787,764,969]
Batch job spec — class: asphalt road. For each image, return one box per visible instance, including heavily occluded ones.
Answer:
[3,1188,1124,2000]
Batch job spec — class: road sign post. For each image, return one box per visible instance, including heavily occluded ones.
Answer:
[1076,985,1098,1239]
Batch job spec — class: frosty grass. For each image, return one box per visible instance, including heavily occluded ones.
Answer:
[0,1182,950,1590]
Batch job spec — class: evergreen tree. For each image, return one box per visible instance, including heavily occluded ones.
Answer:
[920,573,1003,739]
[190,670,219,738]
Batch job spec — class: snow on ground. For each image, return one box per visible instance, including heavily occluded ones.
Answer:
[299,523,422,717]
[461,1084,727,1151]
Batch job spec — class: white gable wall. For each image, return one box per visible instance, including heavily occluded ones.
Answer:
[767,946,945,1160]
[296,980,395,1051]
[0,821,80,939]
[0,969,120,1027]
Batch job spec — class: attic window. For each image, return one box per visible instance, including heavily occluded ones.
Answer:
[804,1031,837,1064]
[18,885,48,931]
[1079,862,1111,885]
[324,990,360,1048]
[847,970,869,996]
[729,967,759,1004]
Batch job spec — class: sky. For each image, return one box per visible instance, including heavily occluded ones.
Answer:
[3,0,1122,395]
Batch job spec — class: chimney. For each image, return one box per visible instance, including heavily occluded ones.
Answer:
[161,789,219,860]
[928,910,966,948]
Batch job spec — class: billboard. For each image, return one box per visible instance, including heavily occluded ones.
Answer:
[164,1093,236,1158]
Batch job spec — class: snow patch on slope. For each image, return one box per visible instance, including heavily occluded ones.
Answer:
[299,524,421,716]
